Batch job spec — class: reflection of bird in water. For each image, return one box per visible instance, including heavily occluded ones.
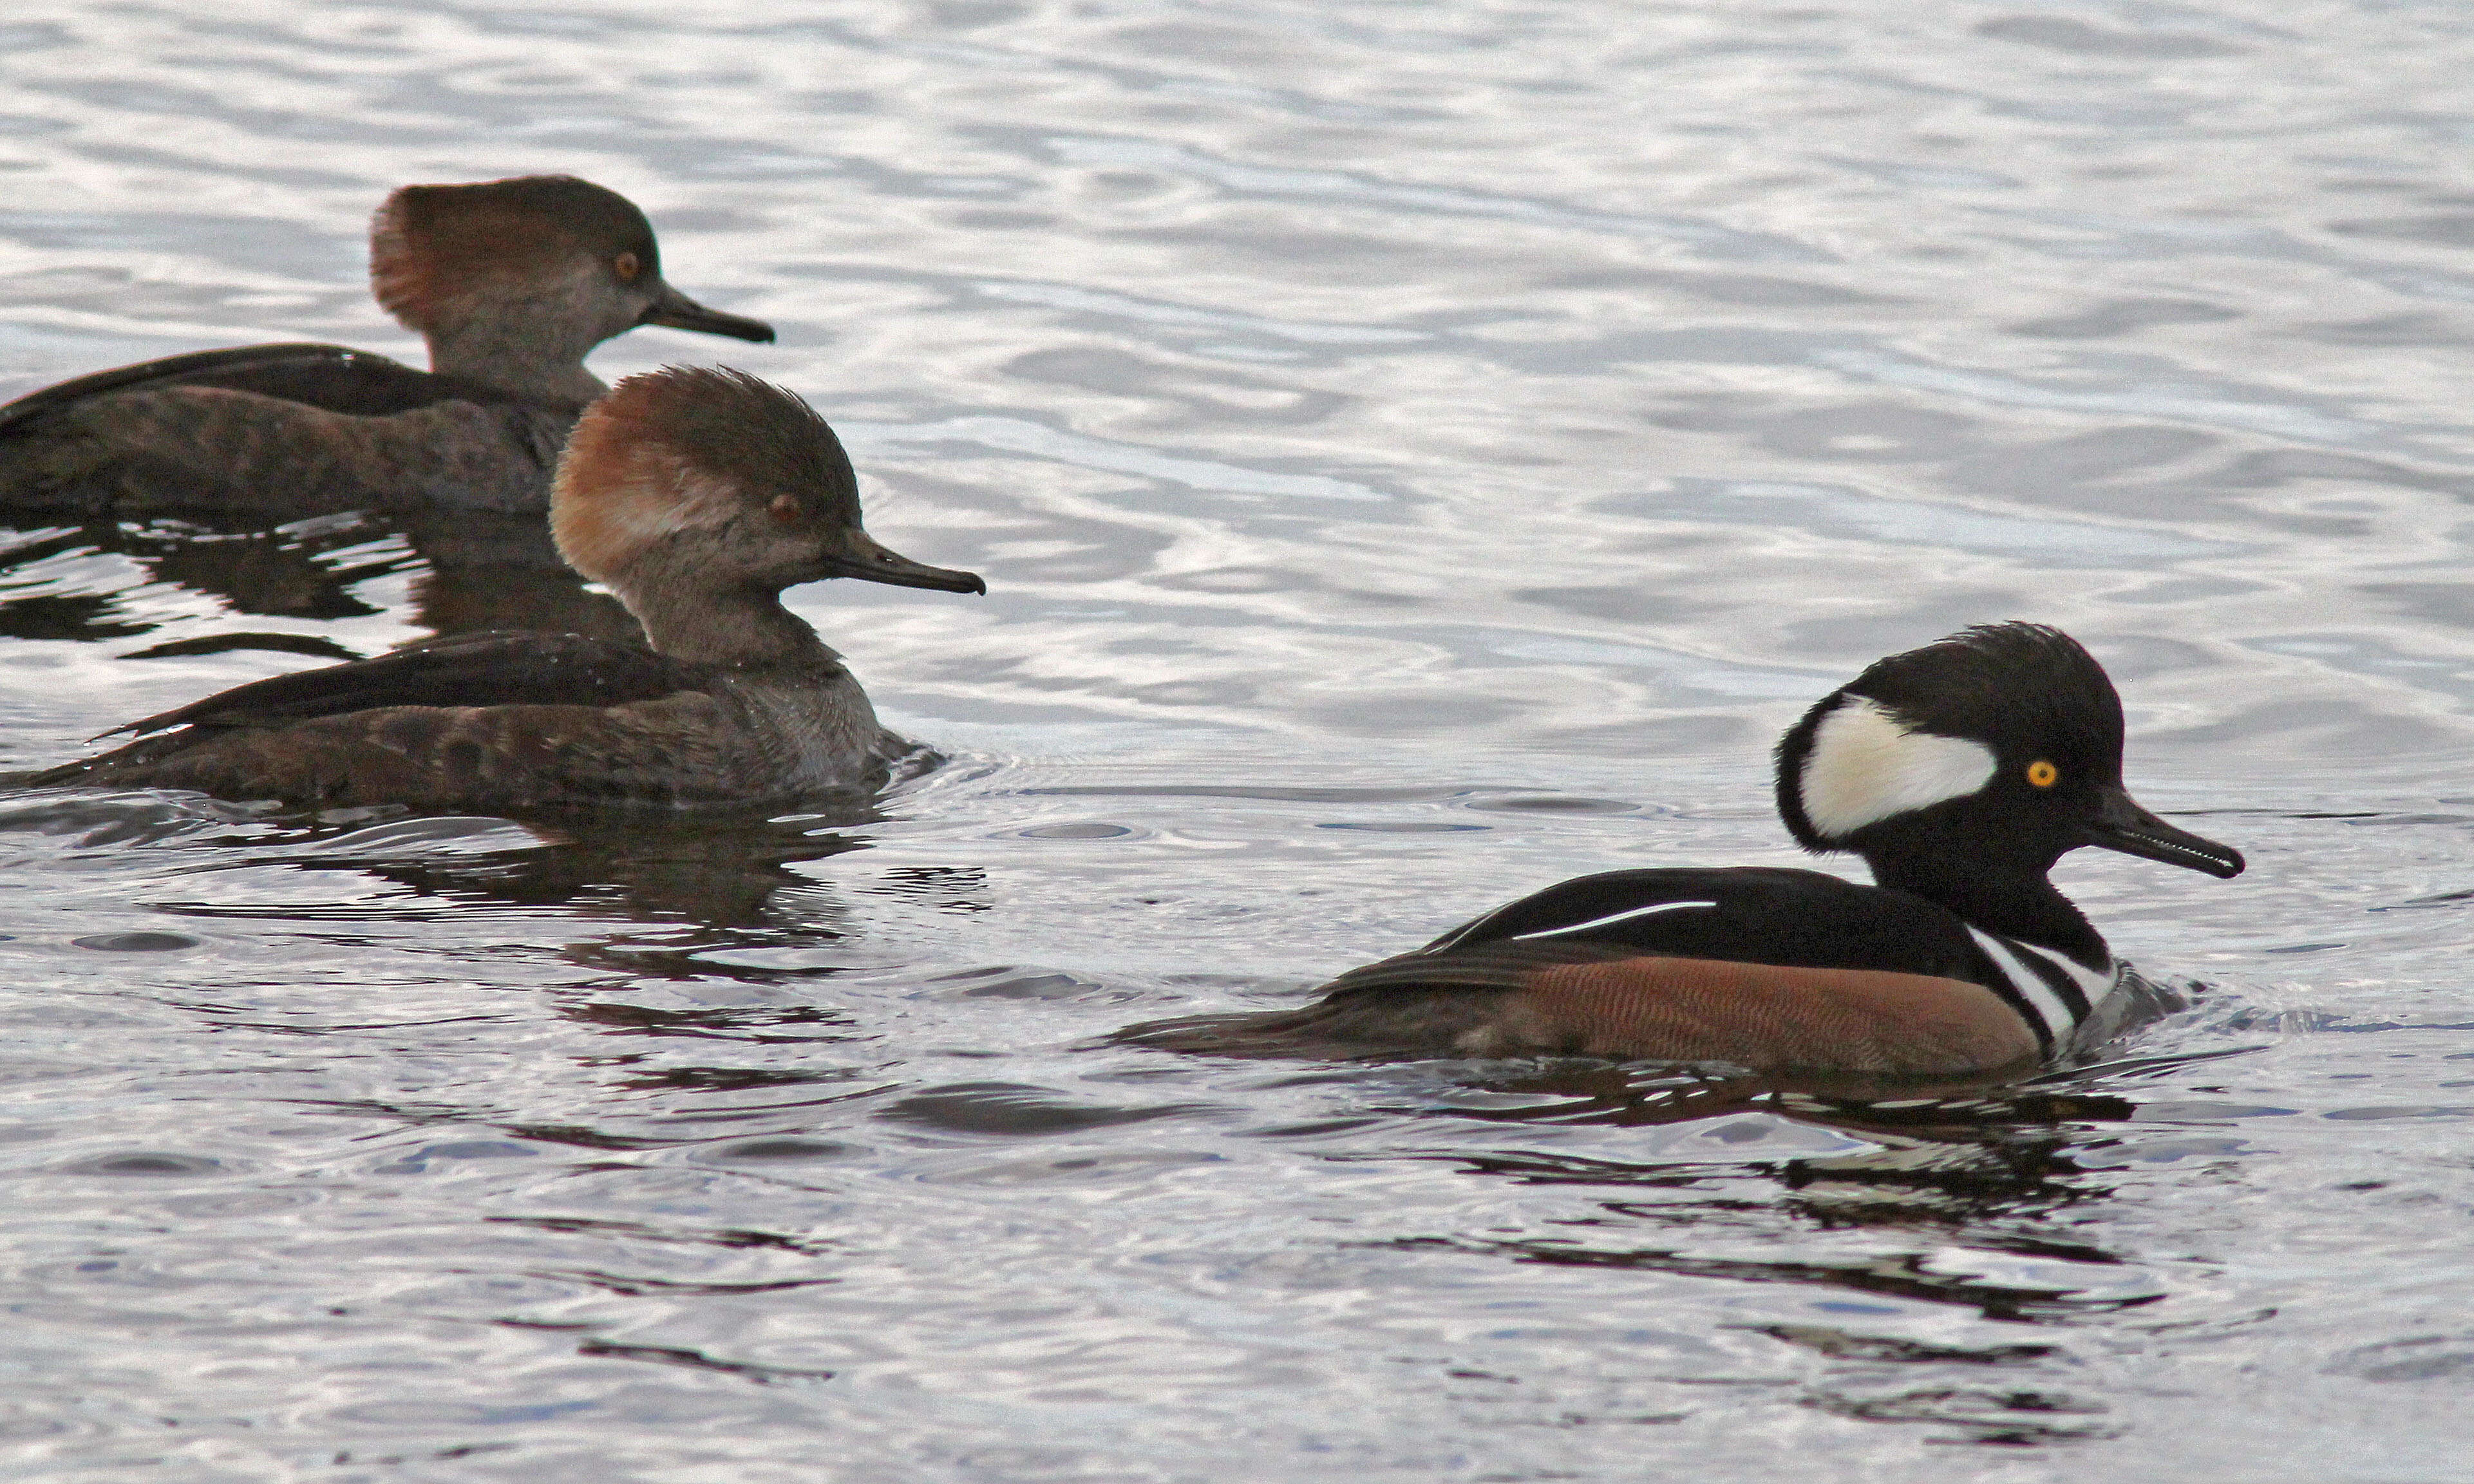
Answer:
[395,507,644,643]
[1421,1060,2153,1295]
[1122,623,2242,1076]
[25,367,983,812]
[0,505,642,659]
[0,175,772,524]
[300,813,883,935]
[237,812,989,994]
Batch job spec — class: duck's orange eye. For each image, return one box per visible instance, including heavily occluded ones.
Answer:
[614,251,641,281]
[2026,760,2058,789]
[768,494,800,524]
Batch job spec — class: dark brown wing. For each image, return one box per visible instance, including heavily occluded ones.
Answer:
[0,344,513,433]
[108,631,713,738]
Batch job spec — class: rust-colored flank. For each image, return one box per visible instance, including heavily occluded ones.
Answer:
[1491,957,2040,1074]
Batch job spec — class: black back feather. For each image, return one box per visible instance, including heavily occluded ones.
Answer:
[0,345,522,437]
[106,631,712,738]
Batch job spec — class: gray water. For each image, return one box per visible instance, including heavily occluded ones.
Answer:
[1,2,2469,1479]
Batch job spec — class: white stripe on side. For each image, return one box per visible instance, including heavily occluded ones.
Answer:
[2009,939,2120,1013]
[1965,928,2080,1047]
[1507,901,1718,941]
[1425,899,1529,951]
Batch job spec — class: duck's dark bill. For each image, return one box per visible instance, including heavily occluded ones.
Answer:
[639,284,776,343]
[824,534,987,596]
[2082,786,2243,878]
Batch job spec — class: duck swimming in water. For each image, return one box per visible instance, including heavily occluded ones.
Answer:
[0,176,773,523]
[1119,623,2243,1076]
[24,366,983,812]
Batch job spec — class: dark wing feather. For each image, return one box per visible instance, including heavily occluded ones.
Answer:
[1118,871,2008,1062]
[1111,940,1654,1057]
[1402,867,1986,982]
[109,631,713,737]
[1318,937,1647,993]
[0,344,513,434]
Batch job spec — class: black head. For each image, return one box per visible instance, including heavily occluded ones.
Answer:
[1775,623,2243,881]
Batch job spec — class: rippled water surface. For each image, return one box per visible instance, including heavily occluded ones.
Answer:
[3,2,2471,1478]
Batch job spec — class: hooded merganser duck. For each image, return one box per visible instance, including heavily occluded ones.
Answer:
[1120,623,2244,1076]
[0,175,773,522]
[22,367,983,812]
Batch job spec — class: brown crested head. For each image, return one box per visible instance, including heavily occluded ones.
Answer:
[552,366,984,605]
[550,366,858,585]
[370,174,659,332]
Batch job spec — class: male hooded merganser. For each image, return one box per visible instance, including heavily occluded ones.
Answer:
[0,176,773,521]
[23,367,983,812]
[1120,624,2243,1075]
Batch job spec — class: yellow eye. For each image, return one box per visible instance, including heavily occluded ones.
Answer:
[2026,760,2058,789]
[614,251,641,281]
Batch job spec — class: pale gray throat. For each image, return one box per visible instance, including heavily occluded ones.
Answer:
[613,556,837,672]
[424,319,609,406]
[419,273,629,405]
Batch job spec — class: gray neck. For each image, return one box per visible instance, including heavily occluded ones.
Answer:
[613,554,836,671]
[424,316,610,406]
[419,265,628,406]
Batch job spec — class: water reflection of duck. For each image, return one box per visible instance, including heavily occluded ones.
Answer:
[1122,623,2243,1076]
[280,812,887,937]
[0,509,643,661]
[0,176,773,523]
[25,367,983,812]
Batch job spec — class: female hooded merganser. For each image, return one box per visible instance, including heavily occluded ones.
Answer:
[1120,624,2243,1076]
[0,176,773,522]
[23,366,983,812]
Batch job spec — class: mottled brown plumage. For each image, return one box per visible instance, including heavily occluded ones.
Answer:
[26,368,985,813]
[0,176,773,521]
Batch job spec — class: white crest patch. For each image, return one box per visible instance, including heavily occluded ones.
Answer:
[1799,695,1996,840]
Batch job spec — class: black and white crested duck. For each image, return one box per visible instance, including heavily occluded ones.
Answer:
[24,366,983,812]
[1120,623,2243,1075]
[0,175,773,521]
